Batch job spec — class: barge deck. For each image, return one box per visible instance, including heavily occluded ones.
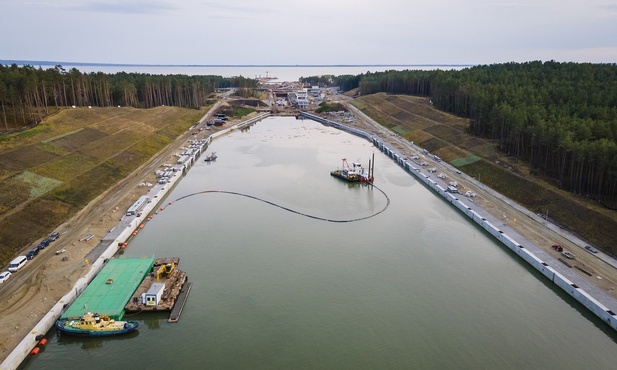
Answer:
[124,257,188,316]
[168,282,193,323]
[61,257,156,320]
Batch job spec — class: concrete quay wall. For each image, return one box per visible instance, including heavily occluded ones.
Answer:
[303,112,617,332]
[1,113,270,370]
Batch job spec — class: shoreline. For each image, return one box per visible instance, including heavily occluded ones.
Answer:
[0,108,269,369]
[2,100,617,367]
[304,103,617,324]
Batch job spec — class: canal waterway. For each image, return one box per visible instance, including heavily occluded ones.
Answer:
[25,117,617,369]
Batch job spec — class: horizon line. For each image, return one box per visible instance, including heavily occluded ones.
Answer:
[0,59,475,68]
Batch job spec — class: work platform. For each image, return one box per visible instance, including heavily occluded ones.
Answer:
[125,257,189,318]
[168,282,193,323]
[61,257,156,320]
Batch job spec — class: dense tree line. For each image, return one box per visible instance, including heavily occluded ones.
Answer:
[323,62,617,205]
[300,74,362,92]
[0,64,258,131]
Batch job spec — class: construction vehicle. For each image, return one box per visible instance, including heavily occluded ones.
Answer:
[156,263,175,282]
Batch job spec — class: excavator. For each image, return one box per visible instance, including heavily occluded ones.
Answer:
[155,263,175,282]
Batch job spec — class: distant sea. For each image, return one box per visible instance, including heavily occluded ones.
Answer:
[0,60,472,82]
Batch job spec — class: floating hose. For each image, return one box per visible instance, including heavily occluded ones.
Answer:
[173,184,390,223]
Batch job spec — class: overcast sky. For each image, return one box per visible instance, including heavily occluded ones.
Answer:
[1,0,616,65]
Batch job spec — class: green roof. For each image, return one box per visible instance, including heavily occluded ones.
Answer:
[62,257,155,320]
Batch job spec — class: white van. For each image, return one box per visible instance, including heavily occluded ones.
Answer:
[8,256,27,272]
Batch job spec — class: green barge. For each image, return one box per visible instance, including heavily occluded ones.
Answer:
[61,257,156,320]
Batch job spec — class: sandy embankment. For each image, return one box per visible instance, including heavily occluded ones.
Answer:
[0,105,225,363]
[2,101,617,364]
[341,99,617,297]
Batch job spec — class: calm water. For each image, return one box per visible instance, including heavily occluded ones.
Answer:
[24,117,617,369]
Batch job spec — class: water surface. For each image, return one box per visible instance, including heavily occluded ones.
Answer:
[25,117,617,369]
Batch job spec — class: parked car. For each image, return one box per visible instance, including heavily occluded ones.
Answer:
[26,248,39,260]
[49,232,60,241]
[0,271,11,283]
[584,246,598,254]
[562,251,576,259]
[37,239,51,250]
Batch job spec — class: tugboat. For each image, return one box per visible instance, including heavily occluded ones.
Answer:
[56,312,138,337]
[330,155,375,183]
[204,152,217,162]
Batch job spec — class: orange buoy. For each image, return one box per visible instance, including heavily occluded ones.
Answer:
[168,201,173,205]
[160,206,165,211]
[147,216,153,221]
[132,231,138,236]
[155,211,159,214]
[39,338,48,346]
[31,347,40,355]
[139,224,144,229]
[121,242,127,249]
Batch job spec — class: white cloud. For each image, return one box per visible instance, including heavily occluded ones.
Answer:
[1,0,616,64]
[0,0,178,13]
[76,1,177,14]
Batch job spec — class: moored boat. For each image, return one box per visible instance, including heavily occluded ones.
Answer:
[56,312,138,337]
[330,157,374,183]
[204,152,217,162]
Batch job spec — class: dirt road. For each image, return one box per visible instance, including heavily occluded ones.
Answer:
[342,98,617,298]
[0,102,223,362]
[1,98,616,363]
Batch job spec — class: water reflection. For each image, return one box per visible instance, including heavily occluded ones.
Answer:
[56,330,140,350]
[20,117,617,369]
[137,312,169,330]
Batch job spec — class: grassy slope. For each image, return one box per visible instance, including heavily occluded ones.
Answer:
[353,92,617,256]
[0,106,208,266]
